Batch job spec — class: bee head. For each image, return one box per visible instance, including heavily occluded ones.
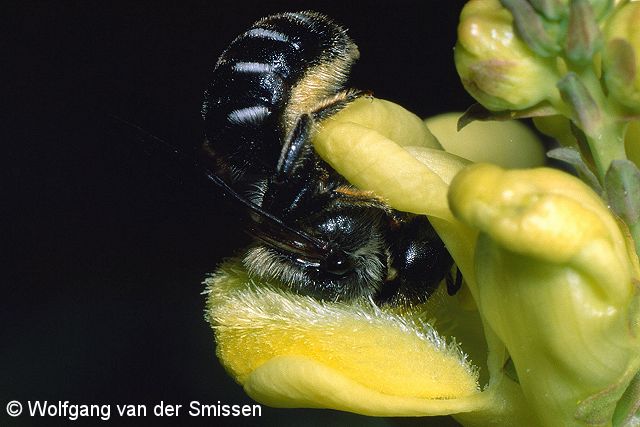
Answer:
[243,205,388,302]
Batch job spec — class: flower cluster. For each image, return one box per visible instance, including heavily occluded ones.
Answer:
[456,0,640,253]
[206,2,640,426]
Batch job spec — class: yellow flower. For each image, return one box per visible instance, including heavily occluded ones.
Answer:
[206,97,640,426]
[454,0,560,111]
[205,99,487,416]
[206,263,482,415]
[449,163,640,426]
[206,98,544,424]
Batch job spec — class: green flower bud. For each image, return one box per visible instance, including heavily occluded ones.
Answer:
[603,1,640,112]
[455,0,561,112]
[500,0,562,57]
[528,0,568,21]
[565,0,603,65]
[529,0,613,21]
[449,163,640,426]
[557,72,603,136]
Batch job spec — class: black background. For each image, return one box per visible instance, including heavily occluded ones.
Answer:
[6,1,471,426]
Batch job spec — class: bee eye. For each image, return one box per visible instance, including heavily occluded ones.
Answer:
[324,250,354,276]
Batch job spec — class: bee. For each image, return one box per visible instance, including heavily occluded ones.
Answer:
[201,11,458,304]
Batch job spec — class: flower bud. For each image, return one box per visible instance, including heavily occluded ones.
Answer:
[455,0,560,111]
[565,0,603,65]
[528,0,613,22]
[449,164,640,426]
[528,0,568,21]
[603,1,640,112]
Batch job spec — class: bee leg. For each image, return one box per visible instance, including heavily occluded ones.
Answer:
[267,90,365,215]
[263,115,323,216]
[379,215,454,305]
[275,114,314,181]
[445,267,463,296]
[310,88,364,122]
[276,88,365,182]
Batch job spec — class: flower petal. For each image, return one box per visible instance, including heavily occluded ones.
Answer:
[425,112,546,168]
[449,163,640,425]
[206,261,481,415]
[315,115,466,220]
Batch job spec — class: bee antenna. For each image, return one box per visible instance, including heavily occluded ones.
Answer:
[107,113,330,257]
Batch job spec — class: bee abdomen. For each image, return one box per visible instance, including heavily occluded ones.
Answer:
[202,11,359,179]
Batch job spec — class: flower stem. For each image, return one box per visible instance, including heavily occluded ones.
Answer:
[586,119,628,182]
[553,63,628,184]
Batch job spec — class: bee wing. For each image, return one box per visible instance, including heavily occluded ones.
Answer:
[199,168,330,260]
[109,114,331,260]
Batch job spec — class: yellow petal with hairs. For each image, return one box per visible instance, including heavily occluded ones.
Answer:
[206,261,480,415]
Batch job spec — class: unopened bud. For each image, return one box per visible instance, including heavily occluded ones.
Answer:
[455,0,561,111]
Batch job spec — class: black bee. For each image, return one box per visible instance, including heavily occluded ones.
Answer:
[201,11,457,304]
